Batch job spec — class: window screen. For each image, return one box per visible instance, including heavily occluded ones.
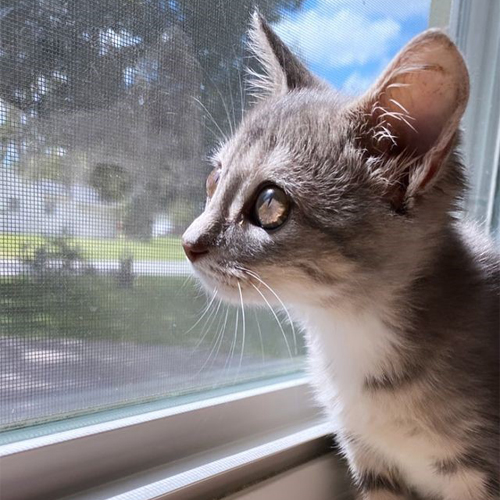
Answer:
[0,0,431,430]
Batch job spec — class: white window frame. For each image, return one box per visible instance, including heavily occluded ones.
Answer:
[453,0,500,233]
[431,0,500,235]
[2,2,498,499]
[0,376,336,500]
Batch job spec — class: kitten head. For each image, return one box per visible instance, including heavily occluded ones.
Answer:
[182,13,470,309]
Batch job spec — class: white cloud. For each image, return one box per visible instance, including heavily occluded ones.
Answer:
[320,0,430,21]
[342,71,373,94]
[342,53,392,94]
[274,7,401,69]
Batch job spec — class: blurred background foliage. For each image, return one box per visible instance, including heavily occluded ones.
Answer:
[0,0,303,239]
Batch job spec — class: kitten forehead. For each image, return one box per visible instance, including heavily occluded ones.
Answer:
[209,89,352,227]
[218,89,346,172]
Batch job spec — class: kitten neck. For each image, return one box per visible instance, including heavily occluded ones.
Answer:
[295,299,405,388]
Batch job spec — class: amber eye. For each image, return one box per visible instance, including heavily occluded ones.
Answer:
[206,167,220,198]
[253,186,290,230]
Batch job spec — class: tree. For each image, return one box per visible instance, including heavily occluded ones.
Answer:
[0,0,304,238]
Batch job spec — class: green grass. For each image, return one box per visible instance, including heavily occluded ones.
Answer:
[0,275,304,358]
[0,234,184,261]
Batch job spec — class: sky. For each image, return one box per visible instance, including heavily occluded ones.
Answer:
[274,0,431,95]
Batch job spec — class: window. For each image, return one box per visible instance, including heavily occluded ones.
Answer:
[0,0,432,434]
[3,1,497,499]
[2,2,313,433]
[445,0,500,240]
[7,197,20,213]
[44,198,56,215]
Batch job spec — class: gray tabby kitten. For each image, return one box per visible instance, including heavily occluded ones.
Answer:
[182,13,499,500]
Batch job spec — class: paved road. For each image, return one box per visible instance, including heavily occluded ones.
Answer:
[0,259,191,276]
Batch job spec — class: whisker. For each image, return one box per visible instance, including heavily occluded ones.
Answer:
[210,305,230,371]
[191,96,228,142]
[211,1,235,134]
[212,78,234,136]
[224,308,239,371]
[180,274,194,291]
[198,62,234,136]
[253,309,265,363]
[239,267,298,356]
[231,45,246,117]
[193,116,225,143]
[237,282,246,375]
[195,303,227,376]
[184,288,218,336]
[248,281,293,360]
[194,296,222,350]
[226,63,237,133]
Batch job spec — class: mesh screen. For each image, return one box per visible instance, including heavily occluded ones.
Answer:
[0,0,430,430]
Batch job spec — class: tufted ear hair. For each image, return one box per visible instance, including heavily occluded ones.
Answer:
[247,11,321,97]
[351,29,469,207]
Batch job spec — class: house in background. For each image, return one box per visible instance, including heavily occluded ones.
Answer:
[0,25,202,241]
[1,168,176,239]
[0,168,117,238]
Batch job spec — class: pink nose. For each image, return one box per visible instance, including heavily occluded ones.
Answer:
[182,240,209,263]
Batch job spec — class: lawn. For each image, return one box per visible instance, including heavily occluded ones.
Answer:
[0,234,185,261]
[0,274,303,358]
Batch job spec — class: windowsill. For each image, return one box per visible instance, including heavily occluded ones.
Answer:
[66,421,344,500]
[0,375,338,500]
[224,454,353,500]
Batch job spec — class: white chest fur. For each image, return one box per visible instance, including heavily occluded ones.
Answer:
[296,306,474,499]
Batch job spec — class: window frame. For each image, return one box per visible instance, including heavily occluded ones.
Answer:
[433,0,500,235]
[0,376,332,500]
[222,454,352,500]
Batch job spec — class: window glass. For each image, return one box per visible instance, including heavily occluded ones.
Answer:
[491,157,500,239]
[0,0,430,430]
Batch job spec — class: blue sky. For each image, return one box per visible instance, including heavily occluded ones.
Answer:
[274,0,431,94]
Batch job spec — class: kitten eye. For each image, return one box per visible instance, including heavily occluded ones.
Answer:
[253,186,290,230]
[206,167,220,198]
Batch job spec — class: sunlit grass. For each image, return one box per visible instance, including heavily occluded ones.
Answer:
[0,234,184,261]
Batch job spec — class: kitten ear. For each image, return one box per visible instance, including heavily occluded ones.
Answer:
[248,11,319,97]
[355,29,469,203]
